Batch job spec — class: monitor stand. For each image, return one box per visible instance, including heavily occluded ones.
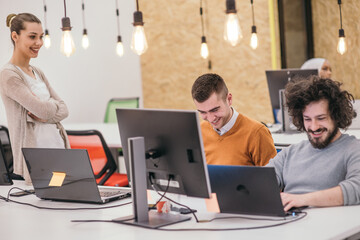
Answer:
[113,137,191,228]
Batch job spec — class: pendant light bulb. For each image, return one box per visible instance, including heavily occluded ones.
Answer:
[131,11,148,55]
[200,36,209,59]
[44,29,51,49]
[337,29,347,55]
[82,29,89,49]
[60,17,75,57]
[224,0,242,46]
[116,36,124,57]
[250,26,258,49]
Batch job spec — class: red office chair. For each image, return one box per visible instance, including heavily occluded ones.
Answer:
[66,129,128,187]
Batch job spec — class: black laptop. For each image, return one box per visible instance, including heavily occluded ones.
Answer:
[22,148,130,204]
[207,165,287,217]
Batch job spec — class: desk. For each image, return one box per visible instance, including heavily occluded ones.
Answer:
[64,123,360,147]
[1,181,360,240]
[269,124,360,145]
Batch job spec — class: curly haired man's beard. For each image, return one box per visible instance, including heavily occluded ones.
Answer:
[306,126,339,149]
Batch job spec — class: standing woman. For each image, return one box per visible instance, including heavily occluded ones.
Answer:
[0,13,70,183]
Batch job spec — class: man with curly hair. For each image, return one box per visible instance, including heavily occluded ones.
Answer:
[267,76,360,211]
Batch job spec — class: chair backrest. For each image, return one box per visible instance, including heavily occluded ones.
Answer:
[0,126,13,173]
[0,137,12,185]
[66,129,118,185]
[104,97,139,123]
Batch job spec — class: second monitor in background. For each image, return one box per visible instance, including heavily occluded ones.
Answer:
[266,69,318,124]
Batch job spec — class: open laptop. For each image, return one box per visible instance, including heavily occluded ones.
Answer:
[22,148,131,204]
[207,165,287,217]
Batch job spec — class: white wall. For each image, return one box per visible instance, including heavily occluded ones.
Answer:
[0,0,143,124]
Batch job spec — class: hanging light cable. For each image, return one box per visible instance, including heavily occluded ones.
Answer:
[81,0,89,49]
[337,0,347,55]
[224,0,242,46]
[60,0,75,57]
[250,0,258,49]
[131,0,148,55]
[115,0,124,57]
[200,0,209,59]
[43,0,51,49]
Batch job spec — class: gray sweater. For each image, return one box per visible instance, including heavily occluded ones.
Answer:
[0,63,70,183]
[267,134,360,205]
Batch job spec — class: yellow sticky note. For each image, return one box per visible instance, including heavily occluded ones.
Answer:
[205,193,220,213]
[49,172,66,187]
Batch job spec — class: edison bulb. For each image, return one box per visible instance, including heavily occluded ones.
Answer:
[131,25,148,55]
[200,42,209,59]
[44,34,51,49]
[116,41,124,57]
[60,30,75,57]
[224,13,242,46]
[82,34,89,49]
[337,37,347,55]
[250,32,258,50]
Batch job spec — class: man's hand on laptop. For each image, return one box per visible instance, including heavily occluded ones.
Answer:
[281,192,307,212]
[281,186,343,211]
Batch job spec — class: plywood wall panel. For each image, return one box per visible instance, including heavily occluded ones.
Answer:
[141,0,278,123]
[312,0,360,98]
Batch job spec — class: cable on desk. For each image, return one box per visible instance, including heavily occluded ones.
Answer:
[0,187,132,210]
[6,187,35,199]
[149,175,200,222]
[148,175,171,211]
[72,211,307,231]
[205,215,287,222]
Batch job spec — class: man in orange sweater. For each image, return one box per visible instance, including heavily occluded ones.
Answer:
[191,73,277,166]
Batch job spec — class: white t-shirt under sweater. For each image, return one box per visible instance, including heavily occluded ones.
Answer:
[17,67,64,148]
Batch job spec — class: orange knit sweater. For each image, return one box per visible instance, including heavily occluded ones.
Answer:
[201,113,276,166]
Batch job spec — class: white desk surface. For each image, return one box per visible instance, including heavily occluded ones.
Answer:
[1,181,360,240]
[269,124,360,145]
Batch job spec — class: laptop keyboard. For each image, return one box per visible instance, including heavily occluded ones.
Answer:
[99,190,124,198]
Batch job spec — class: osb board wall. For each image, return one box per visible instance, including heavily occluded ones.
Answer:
[140,0,278,123]
[312,0,360,98]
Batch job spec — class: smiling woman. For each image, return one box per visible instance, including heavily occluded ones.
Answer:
[0,13,70,183]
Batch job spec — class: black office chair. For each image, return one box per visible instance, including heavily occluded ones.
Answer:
[0,125,24,180]
[66,129,128,187]
[0,138,12,185]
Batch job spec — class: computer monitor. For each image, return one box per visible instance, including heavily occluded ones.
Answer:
[114,108,211,228]
[266,68,318,123]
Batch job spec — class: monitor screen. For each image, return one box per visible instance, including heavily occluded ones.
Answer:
[116,108,211,199]
[265,68,318,122]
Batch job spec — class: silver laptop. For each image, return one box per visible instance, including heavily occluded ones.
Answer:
[22,148,131,204]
